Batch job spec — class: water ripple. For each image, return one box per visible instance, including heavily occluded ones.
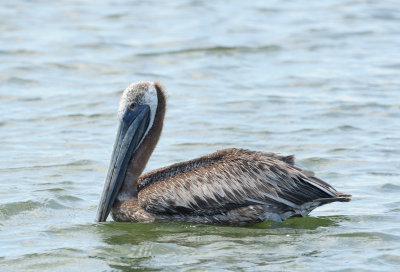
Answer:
[135,45,281,57]
[377,183,400,192]
[332,232,400,242]
[0,200,42,219]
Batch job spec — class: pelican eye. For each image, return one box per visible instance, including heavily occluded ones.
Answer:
[129,103,137,111]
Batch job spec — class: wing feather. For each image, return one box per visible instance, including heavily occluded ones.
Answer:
[137,148,346,216]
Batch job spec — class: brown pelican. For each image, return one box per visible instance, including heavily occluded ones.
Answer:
[95,81,351,225]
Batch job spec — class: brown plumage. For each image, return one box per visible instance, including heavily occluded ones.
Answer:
[97,81,351,225]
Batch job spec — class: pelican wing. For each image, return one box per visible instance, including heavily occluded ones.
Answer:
[137,148,348,216]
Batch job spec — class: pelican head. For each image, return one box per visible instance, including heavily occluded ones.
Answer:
[96,81,165,222]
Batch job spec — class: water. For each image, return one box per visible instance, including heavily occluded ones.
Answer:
[1,0,400,271]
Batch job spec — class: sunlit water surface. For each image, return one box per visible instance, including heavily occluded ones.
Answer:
[1,1,400,271]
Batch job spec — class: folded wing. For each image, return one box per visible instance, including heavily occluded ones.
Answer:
[137,148,350,216]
